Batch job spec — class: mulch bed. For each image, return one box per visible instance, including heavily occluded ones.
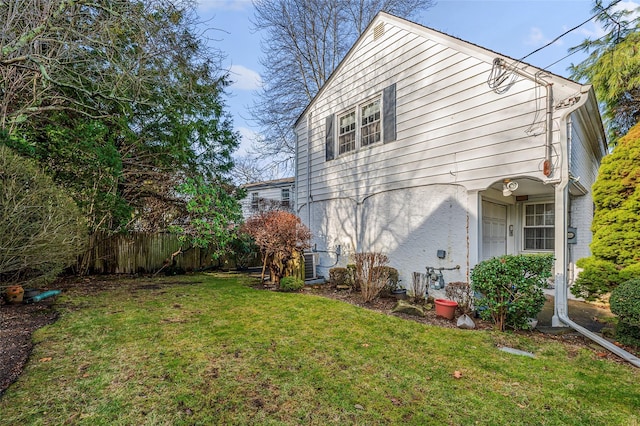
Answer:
[302,284,495,330]
[0,298,58,396]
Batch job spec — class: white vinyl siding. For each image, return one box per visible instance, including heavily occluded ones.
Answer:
[294,17,576,202]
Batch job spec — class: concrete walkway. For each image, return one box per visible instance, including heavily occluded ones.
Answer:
[537,294,615,333]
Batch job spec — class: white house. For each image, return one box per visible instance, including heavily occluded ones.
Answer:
[240,177,295,220]
[294,12,607,312]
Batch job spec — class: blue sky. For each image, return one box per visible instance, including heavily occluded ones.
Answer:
[195,0,638,158]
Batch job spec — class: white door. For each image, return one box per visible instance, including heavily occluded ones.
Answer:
[482,201,507,261]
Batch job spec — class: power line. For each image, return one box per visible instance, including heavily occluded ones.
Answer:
[518,0,623,62]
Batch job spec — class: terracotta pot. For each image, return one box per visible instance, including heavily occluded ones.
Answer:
[5,286,24,304]
[434,298,458,320]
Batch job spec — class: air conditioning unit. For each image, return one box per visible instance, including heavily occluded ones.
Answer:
[303,253,318,280]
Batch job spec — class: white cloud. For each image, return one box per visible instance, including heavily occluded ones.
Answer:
[525,27,562,47]
[235,126,258,156]
[579,1,640,39]
[197,0,252,12]
[229,65,263,91]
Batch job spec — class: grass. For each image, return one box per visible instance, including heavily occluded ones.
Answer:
[1,273,639,425]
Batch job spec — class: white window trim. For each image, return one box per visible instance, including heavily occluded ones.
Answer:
[335,93,383,157]
[251,192,259,211]
[522,201,555,252]
[281,187,291,208]
[337,109,356,155]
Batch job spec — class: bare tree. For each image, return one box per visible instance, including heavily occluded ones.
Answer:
[230,156,281,185]
[250,0,434,170]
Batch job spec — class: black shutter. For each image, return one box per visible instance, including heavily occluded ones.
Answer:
[325,115,335,161]
[383,83,396,143]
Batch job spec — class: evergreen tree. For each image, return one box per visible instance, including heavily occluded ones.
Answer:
[574,123,640,299]
[569,1,640,144]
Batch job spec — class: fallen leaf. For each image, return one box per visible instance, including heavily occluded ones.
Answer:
[517,403,526,409]
[453,370,463,379]
[597,352,607,358]
[361,343,370,347]
[39,357,52,362]
[354,404,364,410]
[389,397,402,406]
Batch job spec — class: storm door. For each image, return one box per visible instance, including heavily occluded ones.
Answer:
[482,200,507,261]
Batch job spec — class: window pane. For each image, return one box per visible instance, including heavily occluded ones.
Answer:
[361,99,381,147]
[524,222,554,250]
[339,111,356,154]
[544,203,554,225]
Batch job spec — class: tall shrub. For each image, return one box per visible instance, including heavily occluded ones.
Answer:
[471,254,554,331]
[353,253,390,303]
[242,210,311,286]
[0,145,86,285]
[574,123,640,299]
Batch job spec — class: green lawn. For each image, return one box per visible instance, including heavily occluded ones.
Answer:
[1,273,639,425]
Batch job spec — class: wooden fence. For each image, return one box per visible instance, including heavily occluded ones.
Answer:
[84,232,226,275]
[83,232,305,280]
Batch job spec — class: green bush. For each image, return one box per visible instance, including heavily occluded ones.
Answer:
[329,267,350,287]
[614,322,640,348]
[471,254,554,331]
[572,257,621,300]
[373,266,400,294]
[0,145,86,286]
[619,263,640,282]
[610,278,640,325]
[346,264,357,290]
[279,276,305,292]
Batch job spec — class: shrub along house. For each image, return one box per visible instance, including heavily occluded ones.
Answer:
[294,13,609,327]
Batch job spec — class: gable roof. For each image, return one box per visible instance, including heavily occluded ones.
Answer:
[241,177,295,190]
[294,11,585,127]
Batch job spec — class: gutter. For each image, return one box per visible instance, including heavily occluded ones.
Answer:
[554,87,640,368]
[491,60,639,367]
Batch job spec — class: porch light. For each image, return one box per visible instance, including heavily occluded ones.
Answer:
[502,180,518,196]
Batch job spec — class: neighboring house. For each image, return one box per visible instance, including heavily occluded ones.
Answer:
[294,12,607,308]
[240,177,295,219]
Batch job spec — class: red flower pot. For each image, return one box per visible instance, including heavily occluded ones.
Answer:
[5,286,24,304]
[434,299,458,320]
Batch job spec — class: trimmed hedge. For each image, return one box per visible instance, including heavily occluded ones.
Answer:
[610,278,640,347]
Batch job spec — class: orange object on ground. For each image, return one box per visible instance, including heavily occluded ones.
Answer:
[5,286,24,304]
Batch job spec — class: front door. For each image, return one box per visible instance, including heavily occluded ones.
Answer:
[482,200,507,261]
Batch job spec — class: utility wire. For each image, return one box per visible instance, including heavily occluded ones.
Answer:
[518,0,623,62]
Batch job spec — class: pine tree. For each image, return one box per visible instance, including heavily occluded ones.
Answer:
[574,123,640,298]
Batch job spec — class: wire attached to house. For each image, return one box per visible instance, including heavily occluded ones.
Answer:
[487,58,520,94]
[489,0,625,96]
[518,0,623,63]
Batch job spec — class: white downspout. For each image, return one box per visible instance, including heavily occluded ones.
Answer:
[554,90,640,368]
[306,113,312,226]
